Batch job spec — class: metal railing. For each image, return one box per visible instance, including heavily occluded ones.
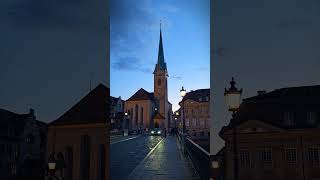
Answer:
[179,132,210,180]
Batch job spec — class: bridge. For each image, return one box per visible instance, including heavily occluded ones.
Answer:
[110,133,220,180]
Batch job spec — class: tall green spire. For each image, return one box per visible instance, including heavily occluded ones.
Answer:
[157,22,167,70]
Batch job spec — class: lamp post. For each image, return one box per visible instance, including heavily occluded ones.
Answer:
[180,86,187,134]
[224,77,242,180]
[123,112,129,136]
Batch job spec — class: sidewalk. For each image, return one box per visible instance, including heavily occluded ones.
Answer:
[127,136,200,180]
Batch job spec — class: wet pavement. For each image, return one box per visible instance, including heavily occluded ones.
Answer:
[110,135,163,180]
[127,136,200,180]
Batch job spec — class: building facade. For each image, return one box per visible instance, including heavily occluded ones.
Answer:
[46,84,109,180]
[220,85,320,180]
[124,26,172,131]
[179,89,210,138]
[110,96,124,130]
[0,108,47,180]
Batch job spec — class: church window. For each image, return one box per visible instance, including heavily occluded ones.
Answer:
[135,105,139,125]
[140,107,143,125]
[158,79,161,86]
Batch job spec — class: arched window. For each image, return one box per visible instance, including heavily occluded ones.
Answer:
[140,107,143,125]
[135,105,139,125]
[158,79,161,86]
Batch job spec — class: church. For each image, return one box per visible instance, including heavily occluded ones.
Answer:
[124,26,172,131]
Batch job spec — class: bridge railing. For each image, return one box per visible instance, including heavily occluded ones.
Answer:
[178,133,210,180]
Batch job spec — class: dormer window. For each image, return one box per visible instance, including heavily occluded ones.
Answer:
[284,112,294,127]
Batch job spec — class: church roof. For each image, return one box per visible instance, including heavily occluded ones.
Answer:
[127,88,156,102]
[50,84,109,126]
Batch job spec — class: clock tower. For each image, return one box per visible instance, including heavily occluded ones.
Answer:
[153,24,169,129]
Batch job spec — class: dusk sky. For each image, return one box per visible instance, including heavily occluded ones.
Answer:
[211,0,320,152]
[0,0,107,123]
[110,0,210,111]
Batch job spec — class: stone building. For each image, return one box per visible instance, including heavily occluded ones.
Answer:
[124,26,172,131]
[46,84,109,180]
[220,85,320,180]
[0,108,47,180]
[179,89,210,138]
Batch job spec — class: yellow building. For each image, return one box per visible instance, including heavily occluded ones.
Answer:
[179,89,210,138]
[46,84,109,180]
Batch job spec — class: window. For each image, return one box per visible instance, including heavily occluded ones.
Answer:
[80,135,91,180]
[284,112,294,126]
[200,120,205,128]
[158,79,161,86]
[308,147,320,164]
[307,112,317,125]
[11,163,17,175]
[98,144,105,180]
[240,150,250,165]
[186,119,190,126]
[262,148,272,165]
[192,118,196,127]
[65,146,73,180]
[135,105,139,125]
[195,118,200,127]
[285,148,297,164]
[140,107,144,125]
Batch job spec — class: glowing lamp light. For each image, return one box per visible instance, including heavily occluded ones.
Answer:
[180,86,186,97]
[224,77,242,112]
[48,162,56,170]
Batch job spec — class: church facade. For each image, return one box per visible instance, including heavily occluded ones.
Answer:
[124,27,172,131]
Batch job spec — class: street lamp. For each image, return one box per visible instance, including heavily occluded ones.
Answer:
[123,112,129,136]
[224,77,242,180]
[47,152,57,178]
[180,86,187,134]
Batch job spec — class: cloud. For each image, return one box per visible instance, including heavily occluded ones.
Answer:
[169,75,182,81]
[112,56,153,74]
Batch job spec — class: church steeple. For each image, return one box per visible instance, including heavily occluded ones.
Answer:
[156,22,167,71]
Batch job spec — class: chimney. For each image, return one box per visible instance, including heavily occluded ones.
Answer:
[257,90,266,96]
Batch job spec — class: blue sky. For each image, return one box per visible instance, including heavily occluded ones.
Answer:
[110,0,210,111]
